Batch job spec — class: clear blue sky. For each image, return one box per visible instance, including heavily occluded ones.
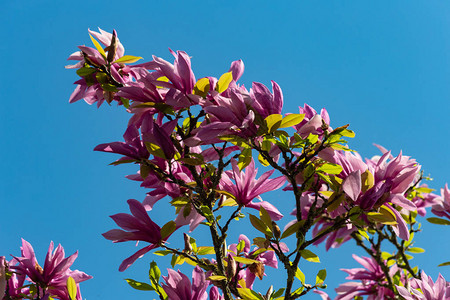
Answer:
[1,1,449,299]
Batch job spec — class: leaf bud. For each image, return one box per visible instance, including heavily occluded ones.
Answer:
[272,221,281,239]
[183,233,193,253]
[226,254,237,279]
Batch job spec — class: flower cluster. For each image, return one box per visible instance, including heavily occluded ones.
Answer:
[57,28,450,299]
[2,239,91,300]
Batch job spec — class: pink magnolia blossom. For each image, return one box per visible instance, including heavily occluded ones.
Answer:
[219,159,285,220]
[102,199,163,271]
[431,183,450,220]
[396,271,450,300]
[335,254,396,300]
[249,81,283,119]
[161,266,209,300]
[10,239,91,300]
[67,29,135,107]
[227,235,284,289]
[294,104,331,138]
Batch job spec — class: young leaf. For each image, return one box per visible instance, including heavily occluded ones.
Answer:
[149,261,161,283]
[259,206,273,231]
[316,163,343,175]
[315,269,327,285]
[295,267,305,284]
[207,275,227,281]
[407,247,425,253]
[216,72,233,93]
[125,279,154,291]
[281,221,303,239]
[113,55,143,64]
[300,249,320,263]
[193,77,210,97]
[233,256,260,265]
[438,261,450,267]
[279,114,305,128]
[427,217,450,225]
[265,114,283,133]
[249,214,272,236]
[66,277,77,300]
[160,221,176,239]
[89,34,107,60]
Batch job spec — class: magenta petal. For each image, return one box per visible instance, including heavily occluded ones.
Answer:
[342,170,361,201]
[386,204,409,240]
[118,245,156,272]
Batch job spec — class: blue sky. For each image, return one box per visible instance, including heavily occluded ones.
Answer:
[1,1,449,299]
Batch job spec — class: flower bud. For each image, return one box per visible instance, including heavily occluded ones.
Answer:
[272,221,281,239]
[226,254,237,279]
[184,233,193,253]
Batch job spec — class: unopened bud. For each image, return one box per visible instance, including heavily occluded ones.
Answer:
[106,29,118,63]
[272,221,281,239]
[265,285,274,299]
[184,233,192,253]
[226,254,237,279]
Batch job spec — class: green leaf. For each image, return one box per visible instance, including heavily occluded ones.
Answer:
[300,249,320,263]
[153,250,172,256]
[259,206,273,231]
[306,133,319,144]
[265,114,283,133]
[295,267,305,284]
[216,72,233,93]
[367,205,397,225]
[66,277,77,300]
[273,288,285,298]
[315,269,327,285]
[234,256,260,265]
[89,33,106,60]
[238,148,252,171]
[145,142,166,159]
[208,275,227,281]
[101,83,118,92]
[316,163,343,175]
[427,217,450,225]
[149,261,161,283]
[249,214,272,236]
[438,261,450,267]
[125,279,154,291]
[237,288,263,300]
[193,77,210,97]
[358,229,370,241]
[407,247,425,253]
[279,114,305,128]
[113,55,143,64]
[160,221,176,239]
[281,221,303,239]
[76,67,96,77]
[197,246,215,255]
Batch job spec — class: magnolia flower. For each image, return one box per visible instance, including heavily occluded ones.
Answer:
[226,235,285,289]
[67,28,134,107]
[102,199,163,271]
[294,104,330,138]
[249,81,283,119]
[10,239,91,300]
[161,266,209,300]
[220,159,285,220]
[431,184,450,220]
[335,254,396,300]
[396,271,450,300]
[94,124,149,161]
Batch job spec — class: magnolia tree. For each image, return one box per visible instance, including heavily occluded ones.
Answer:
[1,28,450,300]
